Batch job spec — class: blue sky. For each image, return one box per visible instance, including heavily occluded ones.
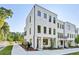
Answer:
[0,4,79,32]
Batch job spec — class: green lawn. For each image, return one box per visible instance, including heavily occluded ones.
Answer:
[0,45,13,55]
[67,52,79,55]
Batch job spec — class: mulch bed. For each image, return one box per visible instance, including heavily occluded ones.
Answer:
[20,44,79,51]
[20,44,38,51]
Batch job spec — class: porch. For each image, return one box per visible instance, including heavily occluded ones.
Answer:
[36,37,57,50]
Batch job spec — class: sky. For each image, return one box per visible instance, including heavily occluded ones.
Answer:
[0,4,79,32]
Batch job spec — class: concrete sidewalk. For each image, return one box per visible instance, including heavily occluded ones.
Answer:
[11,44,79,55]
[23,48,79,55]
[11,43,27,55]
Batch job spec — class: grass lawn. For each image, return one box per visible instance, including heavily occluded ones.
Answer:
[67,52,79,55]
[0,45,13,55]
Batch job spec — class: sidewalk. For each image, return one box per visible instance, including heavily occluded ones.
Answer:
[11,44,79,55]
[11,43,26,55]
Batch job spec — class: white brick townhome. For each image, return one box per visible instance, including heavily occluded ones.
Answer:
[24,4,79,50]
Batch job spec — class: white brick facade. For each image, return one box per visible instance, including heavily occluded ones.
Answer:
[24,4,78,50]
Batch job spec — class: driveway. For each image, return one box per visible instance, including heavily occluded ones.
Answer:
[11,44,79,55]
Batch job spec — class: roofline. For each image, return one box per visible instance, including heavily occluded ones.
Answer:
[34,4,57,16]
[57,19,64,23]
[65,21,76,27]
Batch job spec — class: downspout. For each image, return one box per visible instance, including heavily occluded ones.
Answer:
[33,5,35,49]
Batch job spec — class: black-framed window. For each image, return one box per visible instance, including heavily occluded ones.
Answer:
[53,29,56,35]
[60,24,61,29]
[44,26,46,34]
[37,11,41,16]
[67,33,69,38]
[60,40,63,45]
[57,23,59,28]
[49,28,51,34]
[24,31,27,36]
[53,17,56,23]
[62,25,64,29]
[30,16,31,22]
[44,13,47,19]
[29,28,31,34]
[37,25,41,33]
[49,16,51,22]
[43,39,48,45]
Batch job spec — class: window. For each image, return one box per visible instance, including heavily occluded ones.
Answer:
[72,34,73,38]
[67,33,69,38]
[30,39,32,44]
[70,34,71,38]
[53,17,56,23]
[37,25,41,33]
[49,28,51,34]
[37,11,41,16]
[58,33,59,38]
[44,26,46,34]
[62,25,64,29]
[60,40,63,45]
[30,16,31,22]
[60,24,61,29]
[49,16,51,22]
[24,31,27,36]
[57,23,59,28]
[43,39,48,45]
[29,28,31,34]
[53,29,56,35]
[44,13,47,19]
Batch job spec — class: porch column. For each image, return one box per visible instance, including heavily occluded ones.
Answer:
[40,37,43,50]
[53,38,58,48]
[63,40,64,48]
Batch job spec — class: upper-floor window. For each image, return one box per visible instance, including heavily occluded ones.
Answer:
[53,29,56,35]
[53,17,56,24]
[30,16,31,23]
[67,33,69,38]
[60,24,61,29]
[57,23,59,28]
[70,34,71,38]
[37,25,41,33]
[62,25,64,29]
[44,13,47,19]
[29,28,31,34]
[49,28,51,34]
[49,16,51,22]
[24,31,27,36]
[72,34,73,38]
[44,26,46,34]
[37,11,41,16]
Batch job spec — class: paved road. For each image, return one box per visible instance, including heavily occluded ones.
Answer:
[12,44,79,55]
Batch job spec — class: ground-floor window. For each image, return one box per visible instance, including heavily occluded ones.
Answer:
[60,40,63,45]
[30,39,32,45]
[43,39,48,45]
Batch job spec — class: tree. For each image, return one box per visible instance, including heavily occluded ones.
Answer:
[7,32,14,42]
[1,22,10,40]
[75,35,79,44]
[0,30,4,41]
[0,7,13,28]
[14,32,24,43]
[0,7,13,41]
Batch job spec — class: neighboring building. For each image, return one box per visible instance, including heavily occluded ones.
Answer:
[64,22,76,47]
[57,20,65,48]
[75,28,79,36]
[24,4,78,50]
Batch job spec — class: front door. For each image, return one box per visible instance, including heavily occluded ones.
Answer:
[37,38,41,49]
